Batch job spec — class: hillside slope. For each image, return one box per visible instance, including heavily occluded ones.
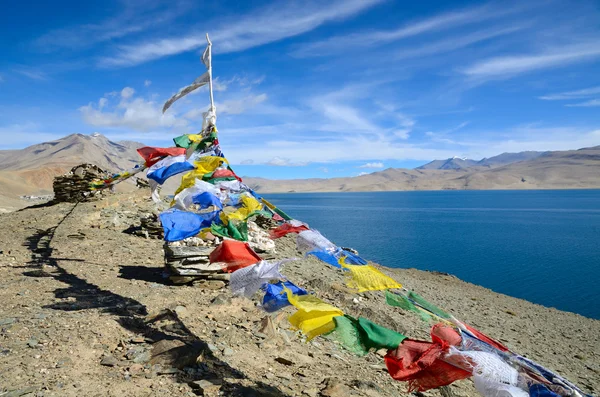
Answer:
[0,190,597,396]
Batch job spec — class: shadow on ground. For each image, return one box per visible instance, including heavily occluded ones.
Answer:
[21,202,289,396]
[118,265,168,285]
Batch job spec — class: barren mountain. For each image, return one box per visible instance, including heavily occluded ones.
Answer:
[0,133,143,205]
[476,151,543,167]
[244,146,600,193]
[416,157,478,170]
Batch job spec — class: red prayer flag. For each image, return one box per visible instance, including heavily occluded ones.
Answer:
[269,223,310,239]
[209,240,261,273]
[385,324,471,392]
[137,147,187,166]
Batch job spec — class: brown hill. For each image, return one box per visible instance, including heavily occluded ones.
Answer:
[0,133,143,202]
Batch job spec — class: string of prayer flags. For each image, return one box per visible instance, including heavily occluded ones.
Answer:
[261,281,307,313]
[342,263,402,293]
[284,287,343,341]
[230,260,285,298]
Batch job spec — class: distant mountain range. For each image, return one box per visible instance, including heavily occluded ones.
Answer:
[244,146,600,192]
[1,133,599,209]
[417,151,545,170]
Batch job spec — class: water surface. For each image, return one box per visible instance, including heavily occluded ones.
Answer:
[263,190,600,319]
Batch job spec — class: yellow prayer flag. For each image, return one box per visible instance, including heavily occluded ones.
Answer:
[174,156,231,195]
[187,134,204,143]
[240,195,262,213]
[343,262,402,293]
[284,287,343,341]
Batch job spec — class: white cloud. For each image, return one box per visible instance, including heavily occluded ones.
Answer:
[240,159,254,165]
[219,94,268,115]
[121,87,135,99]
[359,162,384,169]
[539,86,600,100]
[565,99,600,107]
[79,88,187,132]
[462,42,600,79]
[100,0,383,67]
[265,157,308,166]
[144,80,152,87]
[293,3,523,57]
[358,172,369,176]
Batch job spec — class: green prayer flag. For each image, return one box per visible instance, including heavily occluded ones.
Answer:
[328,316,368,356]
[356,317,406,351]
[385,290,432,322]
[272,206,292,221]
[407,291,451,319]
[211,220,248,241]
[329,315,406,356]
[173,134,192,148]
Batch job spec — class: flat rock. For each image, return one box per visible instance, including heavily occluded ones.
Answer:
[100,355,119,367]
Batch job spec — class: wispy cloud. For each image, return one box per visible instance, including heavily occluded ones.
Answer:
[539,85,600,100]
[292,3,525,58]
[565,99,600,107]
[266,157,308,166]
[359,162,384,169]
[394,25,526,60]
[462,42,600,79]
[100,0,383,67]
[13,67,48,80]
[32,0,191,52]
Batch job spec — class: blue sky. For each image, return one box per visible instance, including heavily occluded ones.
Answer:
[1,0,600,179]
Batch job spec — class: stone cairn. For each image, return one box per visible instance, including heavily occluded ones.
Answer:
[164,237,229,287]
[162,220,277,287]
[53,164,111,203]
[133,212,164,239]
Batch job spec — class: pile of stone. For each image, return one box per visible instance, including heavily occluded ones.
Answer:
[53,164,111,203]
[164,237,229,286]
[135,178,150,189]
[136,212,164,239]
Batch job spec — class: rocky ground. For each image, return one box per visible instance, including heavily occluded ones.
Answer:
[0,191,598,397]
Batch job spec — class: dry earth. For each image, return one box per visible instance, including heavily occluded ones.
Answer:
[0,190,598,397]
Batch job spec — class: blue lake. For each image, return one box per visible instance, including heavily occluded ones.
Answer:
[263,190,600,319]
